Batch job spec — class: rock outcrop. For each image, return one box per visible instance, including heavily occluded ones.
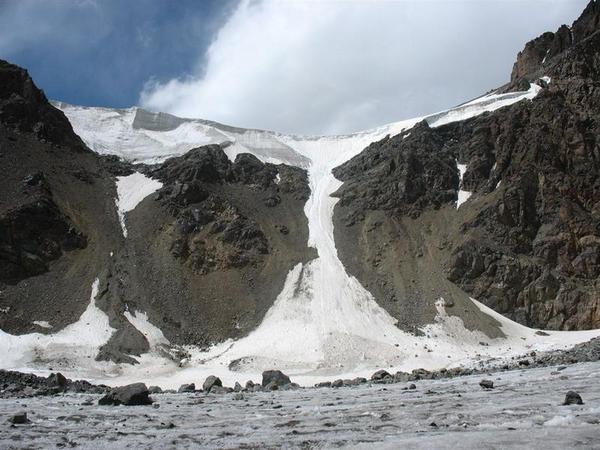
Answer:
[332,1,600,331]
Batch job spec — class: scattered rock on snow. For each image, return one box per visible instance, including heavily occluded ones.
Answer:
[8,412,29,424]
[563,391,583,405]
[371,370,391,381]
[203,376,222,393]
[98,383,153,406]
[479,379,494,389]
[261,370,291,388]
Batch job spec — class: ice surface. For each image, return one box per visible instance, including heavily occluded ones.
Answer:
[2,82,597,387]
[1,361,598,449]
[115,172,163,237]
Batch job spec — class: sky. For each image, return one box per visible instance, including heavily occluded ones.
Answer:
[0,0,590,135]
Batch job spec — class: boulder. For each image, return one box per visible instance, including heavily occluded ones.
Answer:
[47,372,67,388]
[98,383,152,406]
[8,412,29,424]
[177,383,195,393]
[479,379,494,389]
[261,370,291,387]
[371,370,391,381]
[202,376,222,393]
[148,386,163,394]
[563,391,583,405]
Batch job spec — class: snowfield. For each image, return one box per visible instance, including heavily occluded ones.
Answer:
[1,81,598,388]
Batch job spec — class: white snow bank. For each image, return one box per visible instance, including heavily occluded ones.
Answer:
[124,310,169,348]
[115,172,162,237]
[456,162,472,208]
[0,279,115,373]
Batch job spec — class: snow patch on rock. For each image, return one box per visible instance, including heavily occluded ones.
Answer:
[115,172,163,237]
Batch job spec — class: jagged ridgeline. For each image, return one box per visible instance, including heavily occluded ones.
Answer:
[0,1,599,385]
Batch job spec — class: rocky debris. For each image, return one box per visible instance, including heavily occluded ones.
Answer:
[370,370,392,381]
[479,380,494,389]
[47,373,67,388]
[202,376,222,393]
[8,412,29,425]
[234,382,242,392]
[331,379,344,388]
[98,383,153,406]
[408,383,417,390]
[177,383,195,393]
[209,386,234,395]
[148,386,163,394]
[563,391,584,405]
[0,370,106,398]
[262,370,291,389]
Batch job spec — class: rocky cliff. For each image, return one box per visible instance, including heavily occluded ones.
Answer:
[333,0,600,331]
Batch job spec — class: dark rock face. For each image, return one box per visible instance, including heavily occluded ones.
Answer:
[0,196,87,284]
[0,370,106,398]
[261,370,291,388]
[98,383,153,406]
[0,59,123,339]
[510,0,600,83]
[331,2,600,331]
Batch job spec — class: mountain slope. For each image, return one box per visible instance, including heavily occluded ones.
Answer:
[0,1,599,385]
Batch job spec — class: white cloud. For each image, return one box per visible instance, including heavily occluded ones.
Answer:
[140,0,588,135]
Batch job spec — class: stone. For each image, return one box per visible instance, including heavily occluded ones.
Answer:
[8,412,29,424]
[479,379,494,389]
[98,383,152,406]
[261,370,291,388]
[331,379,344,388]
[47,372,67,388]
[148,386,163,394]
[177,383,195,393]
[408,383,417,390]
[371,370,391,381]
[234,382,243,392]
[203,376,222,393]
[563,391,583,405]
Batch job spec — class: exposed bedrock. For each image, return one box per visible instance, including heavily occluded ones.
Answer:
[332,12,600,331]
[0,60,123,337]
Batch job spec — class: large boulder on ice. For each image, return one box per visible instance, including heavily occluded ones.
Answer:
[202,376,222,393]
[98,383,152,406]
[563,391,583,405]
[261,370,291,388]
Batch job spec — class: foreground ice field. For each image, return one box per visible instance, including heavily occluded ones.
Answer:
[1,361,598,449]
